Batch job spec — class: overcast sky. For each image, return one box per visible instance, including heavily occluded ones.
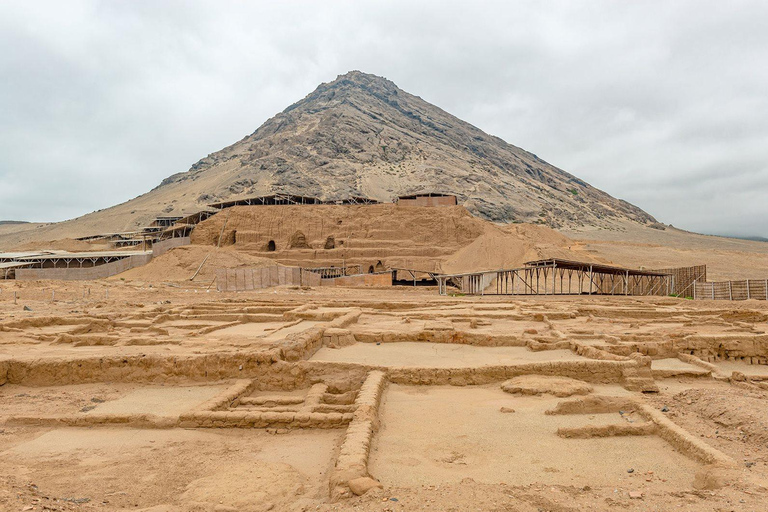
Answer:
[1,1,766,237]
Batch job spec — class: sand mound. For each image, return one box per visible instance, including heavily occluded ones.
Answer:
[114,245,276,283]
[501,375,593,397]
[440,223,596,274]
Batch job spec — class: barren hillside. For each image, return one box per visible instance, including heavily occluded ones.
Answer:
[0,71,657,249]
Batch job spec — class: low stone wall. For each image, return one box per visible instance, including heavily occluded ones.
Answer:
[321,272,392,287]
[673,334,768,361]
[215,266,322,291]
[547,395,735,467]
[152,236,190,257]
[331,370,388,498]
[15,253,153,281]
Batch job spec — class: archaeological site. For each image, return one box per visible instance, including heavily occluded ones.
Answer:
[2,70,768,512]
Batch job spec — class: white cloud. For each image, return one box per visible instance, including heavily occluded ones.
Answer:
[1,0,766,236]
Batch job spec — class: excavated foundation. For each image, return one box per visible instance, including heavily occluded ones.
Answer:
[1,293,767,509]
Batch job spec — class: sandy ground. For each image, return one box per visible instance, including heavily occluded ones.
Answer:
[1,284,768,510]
[312,343,584,367]
[0,427,340,511]
[563,221,768,281]
[370,384,699,487]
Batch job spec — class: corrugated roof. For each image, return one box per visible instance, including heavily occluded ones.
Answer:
[13,250,151,261]
[524,259,670,277]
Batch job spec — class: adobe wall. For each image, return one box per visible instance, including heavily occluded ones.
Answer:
[321,272,393,287]
[15,254,153,281]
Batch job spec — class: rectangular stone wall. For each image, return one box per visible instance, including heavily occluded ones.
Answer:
[15,254,153,281]
[215,266,321,291]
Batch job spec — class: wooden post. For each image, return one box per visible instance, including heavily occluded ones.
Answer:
[747,279,751,300]
[588,265,593,295]
[693,279,697,300]
[552,262,557,295]
[728,281,733,301]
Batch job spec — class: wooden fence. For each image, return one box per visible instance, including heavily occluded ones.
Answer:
[652,265,707,297]
[215,266,321,292]
[694,279,768,301]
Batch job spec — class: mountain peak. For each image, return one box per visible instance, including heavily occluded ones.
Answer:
[152,73,655,229]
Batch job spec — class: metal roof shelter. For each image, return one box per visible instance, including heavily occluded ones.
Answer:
[151,216,184,227]
[0,261,34,279]
[208,194,323,209]
[325,196,381,205]
[436,258,673,296]
[175,210,217,225]
[397,192,456,200]
[396,192,458,207]
[12,250,152,269]
[0,252,50,263]
[207,194,387,210]
[525,259,670,277]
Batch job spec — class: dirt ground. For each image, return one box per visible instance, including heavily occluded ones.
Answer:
[2,282,768,511]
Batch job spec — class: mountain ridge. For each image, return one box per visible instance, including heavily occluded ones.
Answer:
[153,70,655,227]
[0,71,658,249]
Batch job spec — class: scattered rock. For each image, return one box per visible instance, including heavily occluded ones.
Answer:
[348,477,383,496]
[501,375,593,397]
[23,306,32,311]
[628,491,643,499]
[499,407,516,413]
[627,468,634,473]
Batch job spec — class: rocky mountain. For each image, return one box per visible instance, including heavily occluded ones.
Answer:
[0,71,659,249]
[154,71,655,228]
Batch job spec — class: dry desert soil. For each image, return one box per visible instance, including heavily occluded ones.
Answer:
[2,205,768,511]
[2,282,768,511]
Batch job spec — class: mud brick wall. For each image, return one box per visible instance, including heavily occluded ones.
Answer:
[320,272,392,287]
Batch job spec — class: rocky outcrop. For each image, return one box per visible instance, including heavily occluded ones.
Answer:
[156,71,656,229]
